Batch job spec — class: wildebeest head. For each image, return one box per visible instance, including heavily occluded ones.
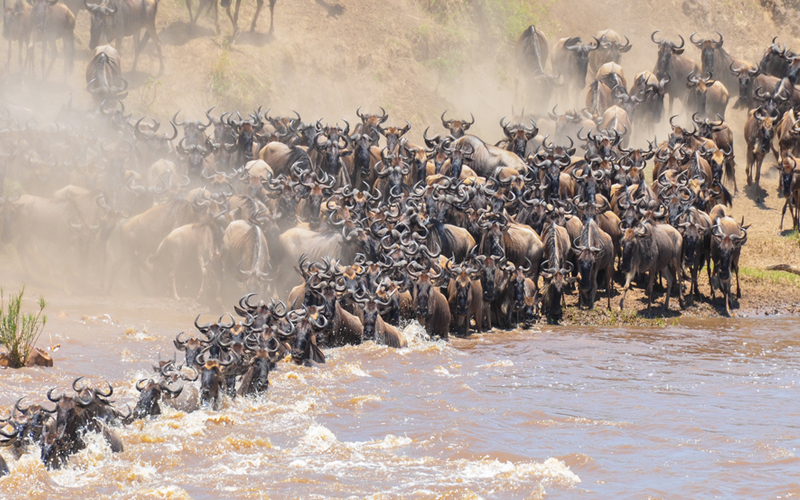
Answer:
[651,31,685,80]
[350,130,378,178]
[441,111,474,139]
[574,231,604,308]
[355,107,388,143]
[753,107,777,151]
[598,32,632,64]
[3,1,29,41]
[354,290,391,342]
[501,116,538,159]
[686,71,716,114]
[174,331,205,368]
[375,150,409,198]
[509,260,532,311]
[312,132,350,177]
[85,0,117,50]
[711,219,747,286]
[376,121,411,153]
[690,31,723,78]
[199,360,224,409]
[760,36,790,77]
[565,36,600,83]
[132,377,183,420]
[412,272,436,318]
[30,0,58,35]
[283,308,325,365]
[781,154,798,198]
[540,260,572,323]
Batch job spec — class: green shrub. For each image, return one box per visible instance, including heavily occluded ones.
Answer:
[0,287,47,368]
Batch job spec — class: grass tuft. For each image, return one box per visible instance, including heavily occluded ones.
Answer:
[0,287,47,368]
[739,267,800,287]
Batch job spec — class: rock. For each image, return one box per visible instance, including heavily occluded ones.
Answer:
[24,348,53,368]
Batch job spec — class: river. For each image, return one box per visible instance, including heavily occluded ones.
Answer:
[0,297,798,499]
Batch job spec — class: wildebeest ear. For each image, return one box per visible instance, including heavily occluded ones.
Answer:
[310,341,326,364]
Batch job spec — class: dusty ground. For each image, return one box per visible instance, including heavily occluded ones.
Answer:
[0,0,799,325]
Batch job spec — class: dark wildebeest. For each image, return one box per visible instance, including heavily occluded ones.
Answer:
[619,221,684,314]
[589,28,631,76]
[685,72,729,120]
[651,31,700,115]
[743,106,779,203]
[85,45,127,105]
[516,25,557,108]
[729,63,781,110]
[689,31,742,91]
[26,0,75,78]
[574,218,614,309]
[630,71,669,134]
[3,0,30,70]
[779,155,800,231]
[440,111,474,139]
[85,0,163,74]
[225,0,275,37]
[552,36,599,102]
[710,214,748,316]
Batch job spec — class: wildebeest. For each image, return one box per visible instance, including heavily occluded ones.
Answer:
[619,221,684,314]
[225,0,276,37]
[690,31,742,91]
[440,111,474,139]
[26,0,75,78]
[651,31,700,115]
[3,0,30,70]
[743,106,778,203]
[552,36,599,102]
[574,218,614,309]
[85,0,163,74]
[589,28,631,76]
[709,213,748,316]
[685,72,729,120]
[630,71,669,134]
[516,25,557,108]
[85,44,126,105]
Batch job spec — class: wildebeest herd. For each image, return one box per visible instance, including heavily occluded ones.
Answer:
[2,0,277,79]
[3,22,800,473]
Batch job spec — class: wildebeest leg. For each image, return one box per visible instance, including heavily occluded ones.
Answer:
[268,0,275,34]
[746,149,754,185]
[620,272,633,310]
[226,0,241,37]
[250,0,264,31]
[754,156,763,203]
[645,270,656,316]
[606,266,613,309]
[186,0,195,27]
[44,40,58,78]
[668,95,675,116]
[132,31,142,72]
[143,22,164,75]
[213,0,220,34]
[780,198,790,230]
[169,270,180,300]
[62,32,74,78]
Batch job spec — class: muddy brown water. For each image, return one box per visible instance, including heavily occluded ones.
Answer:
[0,299,798,499]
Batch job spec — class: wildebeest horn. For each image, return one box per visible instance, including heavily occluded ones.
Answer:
[651,30,663,44]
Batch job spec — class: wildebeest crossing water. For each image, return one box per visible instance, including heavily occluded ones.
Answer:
[0,299,798,498]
